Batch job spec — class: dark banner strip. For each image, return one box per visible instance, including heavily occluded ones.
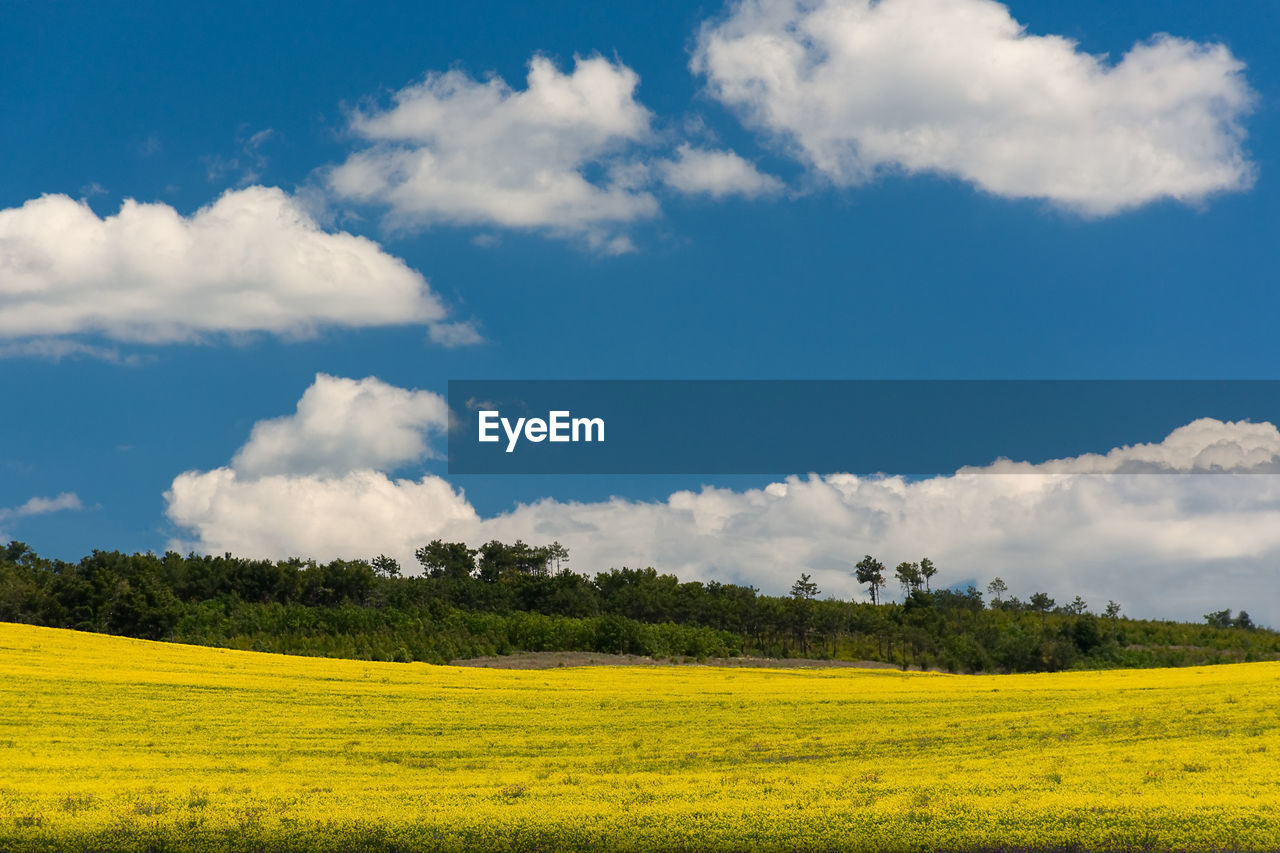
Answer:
[447,380,1280,475]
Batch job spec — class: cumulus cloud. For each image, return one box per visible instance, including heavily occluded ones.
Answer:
[980,418,1280,474]
[0,186,465,344]
[231,373,449,478]
[164,376,1280,625]
[166,468,477,562]
[328,55,660,250]
[693,0,1256,214]
[658,145,784,198]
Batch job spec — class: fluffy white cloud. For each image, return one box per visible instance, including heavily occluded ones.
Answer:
[658,145,784,198]
[0,186,461,344]
[980,418,1280,474]
[231,373,449,478]
[693,0,1255,214]
[0,493,83,520]
[165,468,477,562]
[328,55,659,250]
[164,376,1280,626]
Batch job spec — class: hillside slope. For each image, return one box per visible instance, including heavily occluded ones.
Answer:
[1,622,1278,851]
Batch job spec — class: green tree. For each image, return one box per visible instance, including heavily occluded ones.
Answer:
[894,561,922,598]
[788,574,820,655]
[477,540,549,580]
[1104,600,1122,640]
[371,554,401,579]
[854,555,886,606]
[1029,592,1055,628]
[544,541,570,573]
[986,577,1008,607]
[790,573,820,600]
[918,557,937,592]
[1204,608,1234,629]
[415,541,476,579]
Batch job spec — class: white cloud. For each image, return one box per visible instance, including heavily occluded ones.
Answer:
[427,320,485,348]
[693,0,1256,214]
[980,418,1280,474]
[0,492,83,520]
[0,186,465,344]
[164,376,1280,626]
[0,492,83,540]
[0,339,143,365]
[165,468,477,561]
[328,55,660,250]
[231,373,449,478]
[658,145,784,198]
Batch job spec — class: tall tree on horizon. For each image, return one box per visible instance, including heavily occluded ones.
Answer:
[895,561,923,598]
[854,555,886,606]
[918,557,937,592]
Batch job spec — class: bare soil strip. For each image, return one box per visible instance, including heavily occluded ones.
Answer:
[448,651,916,669]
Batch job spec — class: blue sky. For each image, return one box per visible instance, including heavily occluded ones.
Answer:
[3,0,1280,621]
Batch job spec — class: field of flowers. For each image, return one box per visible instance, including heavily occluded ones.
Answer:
[1,622,1277,851]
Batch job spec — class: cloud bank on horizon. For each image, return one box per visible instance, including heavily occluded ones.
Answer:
[166,375,1280,626]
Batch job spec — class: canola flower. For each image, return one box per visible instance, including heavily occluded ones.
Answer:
[0,622,1278,851]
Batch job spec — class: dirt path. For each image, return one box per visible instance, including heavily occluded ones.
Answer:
[448,651,920,670]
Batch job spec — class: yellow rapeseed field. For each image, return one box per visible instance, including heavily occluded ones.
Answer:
[1,622,1278,851]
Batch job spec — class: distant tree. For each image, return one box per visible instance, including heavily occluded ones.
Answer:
[3,541,32,563]
[986,577,1008,607]
[371,554,401,579]
[475,540,549,582]
[788,574,821,654]
[1066,595,1088,615]
[1104,600,1122,640]
[933,585,983,613]
[854,556,886,606]
[1204,609,1234,629]
[1234,611,1254,630]
[918,557,937,592]
[544,542,570,573]
[894,561,922,598]
[790,573,820,600]
[519,541,551,575]
[1029,592,1055,627]
[415,540,476,580]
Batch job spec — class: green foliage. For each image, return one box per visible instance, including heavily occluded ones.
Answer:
[853,555,886,605]
[0,541,1275,673]
[790,573,819,600]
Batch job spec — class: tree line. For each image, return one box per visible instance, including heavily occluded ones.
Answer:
[0,539,1274,672]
